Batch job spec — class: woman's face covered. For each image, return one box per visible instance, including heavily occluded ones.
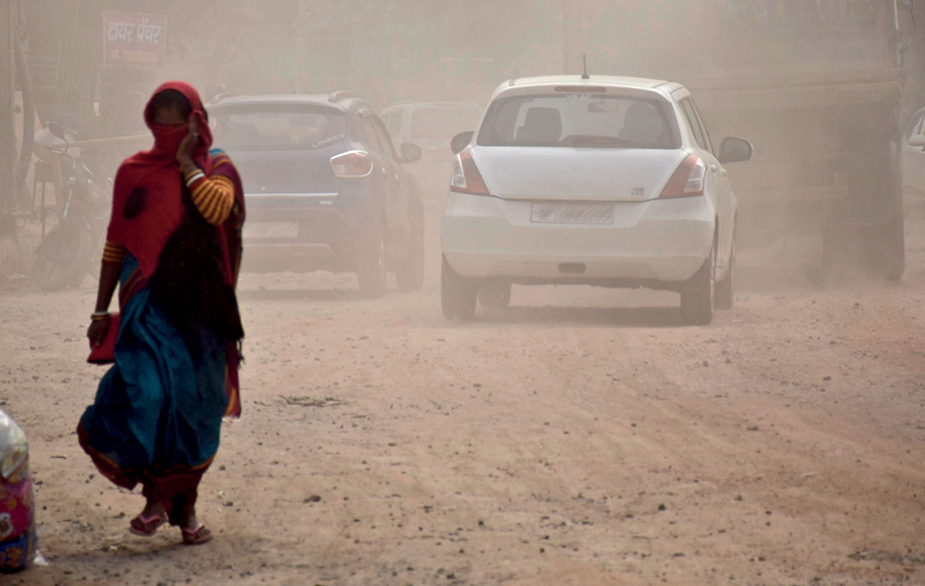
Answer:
[150,104,190,154]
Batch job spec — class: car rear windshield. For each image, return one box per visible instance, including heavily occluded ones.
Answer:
[212,106,348,152]
[411,107,482,141]
[477,94,679,149]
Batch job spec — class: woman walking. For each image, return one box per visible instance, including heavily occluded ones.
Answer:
[78,82,245,545]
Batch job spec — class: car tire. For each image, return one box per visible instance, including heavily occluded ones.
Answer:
[357,228,387,298]
[716,232,735,310]
[681,243,716,326]
[33,227,84,292]
[396,222,425,292]
[478,282,511,310]
[69,229,95,288]
[441,257,477,321]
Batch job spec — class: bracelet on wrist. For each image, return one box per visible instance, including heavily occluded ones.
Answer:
[91,312,111,321]
[185,171,206,188]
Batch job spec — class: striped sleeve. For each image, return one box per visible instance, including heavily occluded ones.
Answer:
[186,171,235,226]
[102,241,127,265]
[212,151,232,170]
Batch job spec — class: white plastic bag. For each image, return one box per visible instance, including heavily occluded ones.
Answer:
[0,409,27,484]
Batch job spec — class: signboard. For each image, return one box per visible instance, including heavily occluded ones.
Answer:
[103,11,167,67]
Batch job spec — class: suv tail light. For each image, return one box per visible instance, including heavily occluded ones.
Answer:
[331,151,373,179]
[659,154,706,199]
[450,150,490,196]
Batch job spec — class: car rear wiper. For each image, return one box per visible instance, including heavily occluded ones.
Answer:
[563,135,635,148]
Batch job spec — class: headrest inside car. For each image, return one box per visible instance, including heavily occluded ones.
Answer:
[517,107,562,143]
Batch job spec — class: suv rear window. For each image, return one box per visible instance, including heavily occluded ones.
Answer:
[477,94,679,149]
[212,106,348,152]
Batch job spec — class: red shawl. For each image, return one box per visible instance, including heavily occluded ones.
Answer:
[106,81,215,279]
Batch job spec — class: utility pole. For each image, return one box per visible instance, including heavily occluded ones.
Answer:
[0,0,16,225]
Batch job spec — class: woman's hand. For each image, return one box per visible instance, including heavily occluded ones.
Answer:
[87,317,111,348]
[177,116,200,168]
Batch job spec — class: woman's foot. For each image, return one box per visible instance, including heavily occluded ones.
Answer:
[129,501,167,537]
[179,511,213,545]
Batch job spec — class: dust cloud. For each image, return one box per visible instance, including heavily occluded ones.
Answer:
[30,0,913,286]
[6,2,925,586]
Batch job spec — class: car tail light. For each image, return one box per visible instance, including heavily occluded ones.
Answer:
[450,150,490,196]
[659,154,706,199]
[331,150,373,179]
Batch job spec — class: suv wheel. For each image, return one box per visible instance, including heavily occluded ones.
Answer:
[357,228,387,297]
[681,243,716,325]
[478,282,511,310]
[441,257,477,321]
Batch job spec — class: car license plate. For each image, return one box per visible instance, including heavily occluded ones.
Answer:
[243,222,299,239]
[531,203,614,225]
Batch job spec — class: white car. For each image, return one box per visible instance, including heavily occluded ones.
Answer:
[441,75,753,324]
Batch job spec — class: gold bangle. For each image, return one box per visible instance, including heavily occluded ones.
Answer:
[91,312,111,322]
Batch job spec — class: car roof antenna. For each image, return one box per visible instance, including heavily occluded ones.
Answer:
[581,55,590,80]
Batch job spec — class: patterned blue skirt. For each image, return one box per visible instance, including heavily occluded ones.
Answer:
[78,254,228,507]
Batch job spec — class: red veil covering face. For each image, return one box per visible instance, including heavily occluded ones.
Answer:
[106,81,215,280]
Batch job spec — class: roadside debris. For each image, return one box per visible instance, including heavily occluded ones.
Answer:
[282,396,348,408]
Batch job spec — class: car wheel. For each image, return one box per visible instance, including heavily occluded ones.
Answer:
[716,232,735,310]
[680,242,716,326]
[396,224,425,292]
[69,229,95,288]
[357,228,387,298]
[478,282,511,310]
[33,227,83,292]
[441,257,477,321]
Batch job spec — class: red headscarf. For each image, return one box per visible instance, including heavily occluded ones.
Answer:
[106,81,214,279]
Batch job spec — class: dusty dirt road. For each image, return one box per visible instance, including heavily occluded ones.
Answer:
[2,214,925,586]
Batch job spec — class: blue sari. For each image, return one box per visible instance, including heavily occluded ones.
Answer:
[78,254,229,517]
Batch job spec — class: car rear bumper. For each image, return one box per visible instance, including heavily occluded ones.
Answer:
[441,192,715,285]
[241,191,377,273]
[241,243,339,273]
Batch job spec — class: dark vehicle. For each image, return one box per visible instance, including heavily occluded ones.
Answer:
[209,92,426,296]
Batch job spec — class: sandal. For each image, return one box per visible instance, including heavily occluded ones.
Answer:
[181,524,213,546]
[129,513,167,537]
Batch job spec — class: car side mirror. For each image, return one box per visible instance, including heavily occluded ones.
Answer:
[718,137,753,164]
[451,131,474,155]
[909,135,925,148]
[400,143,422,164]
